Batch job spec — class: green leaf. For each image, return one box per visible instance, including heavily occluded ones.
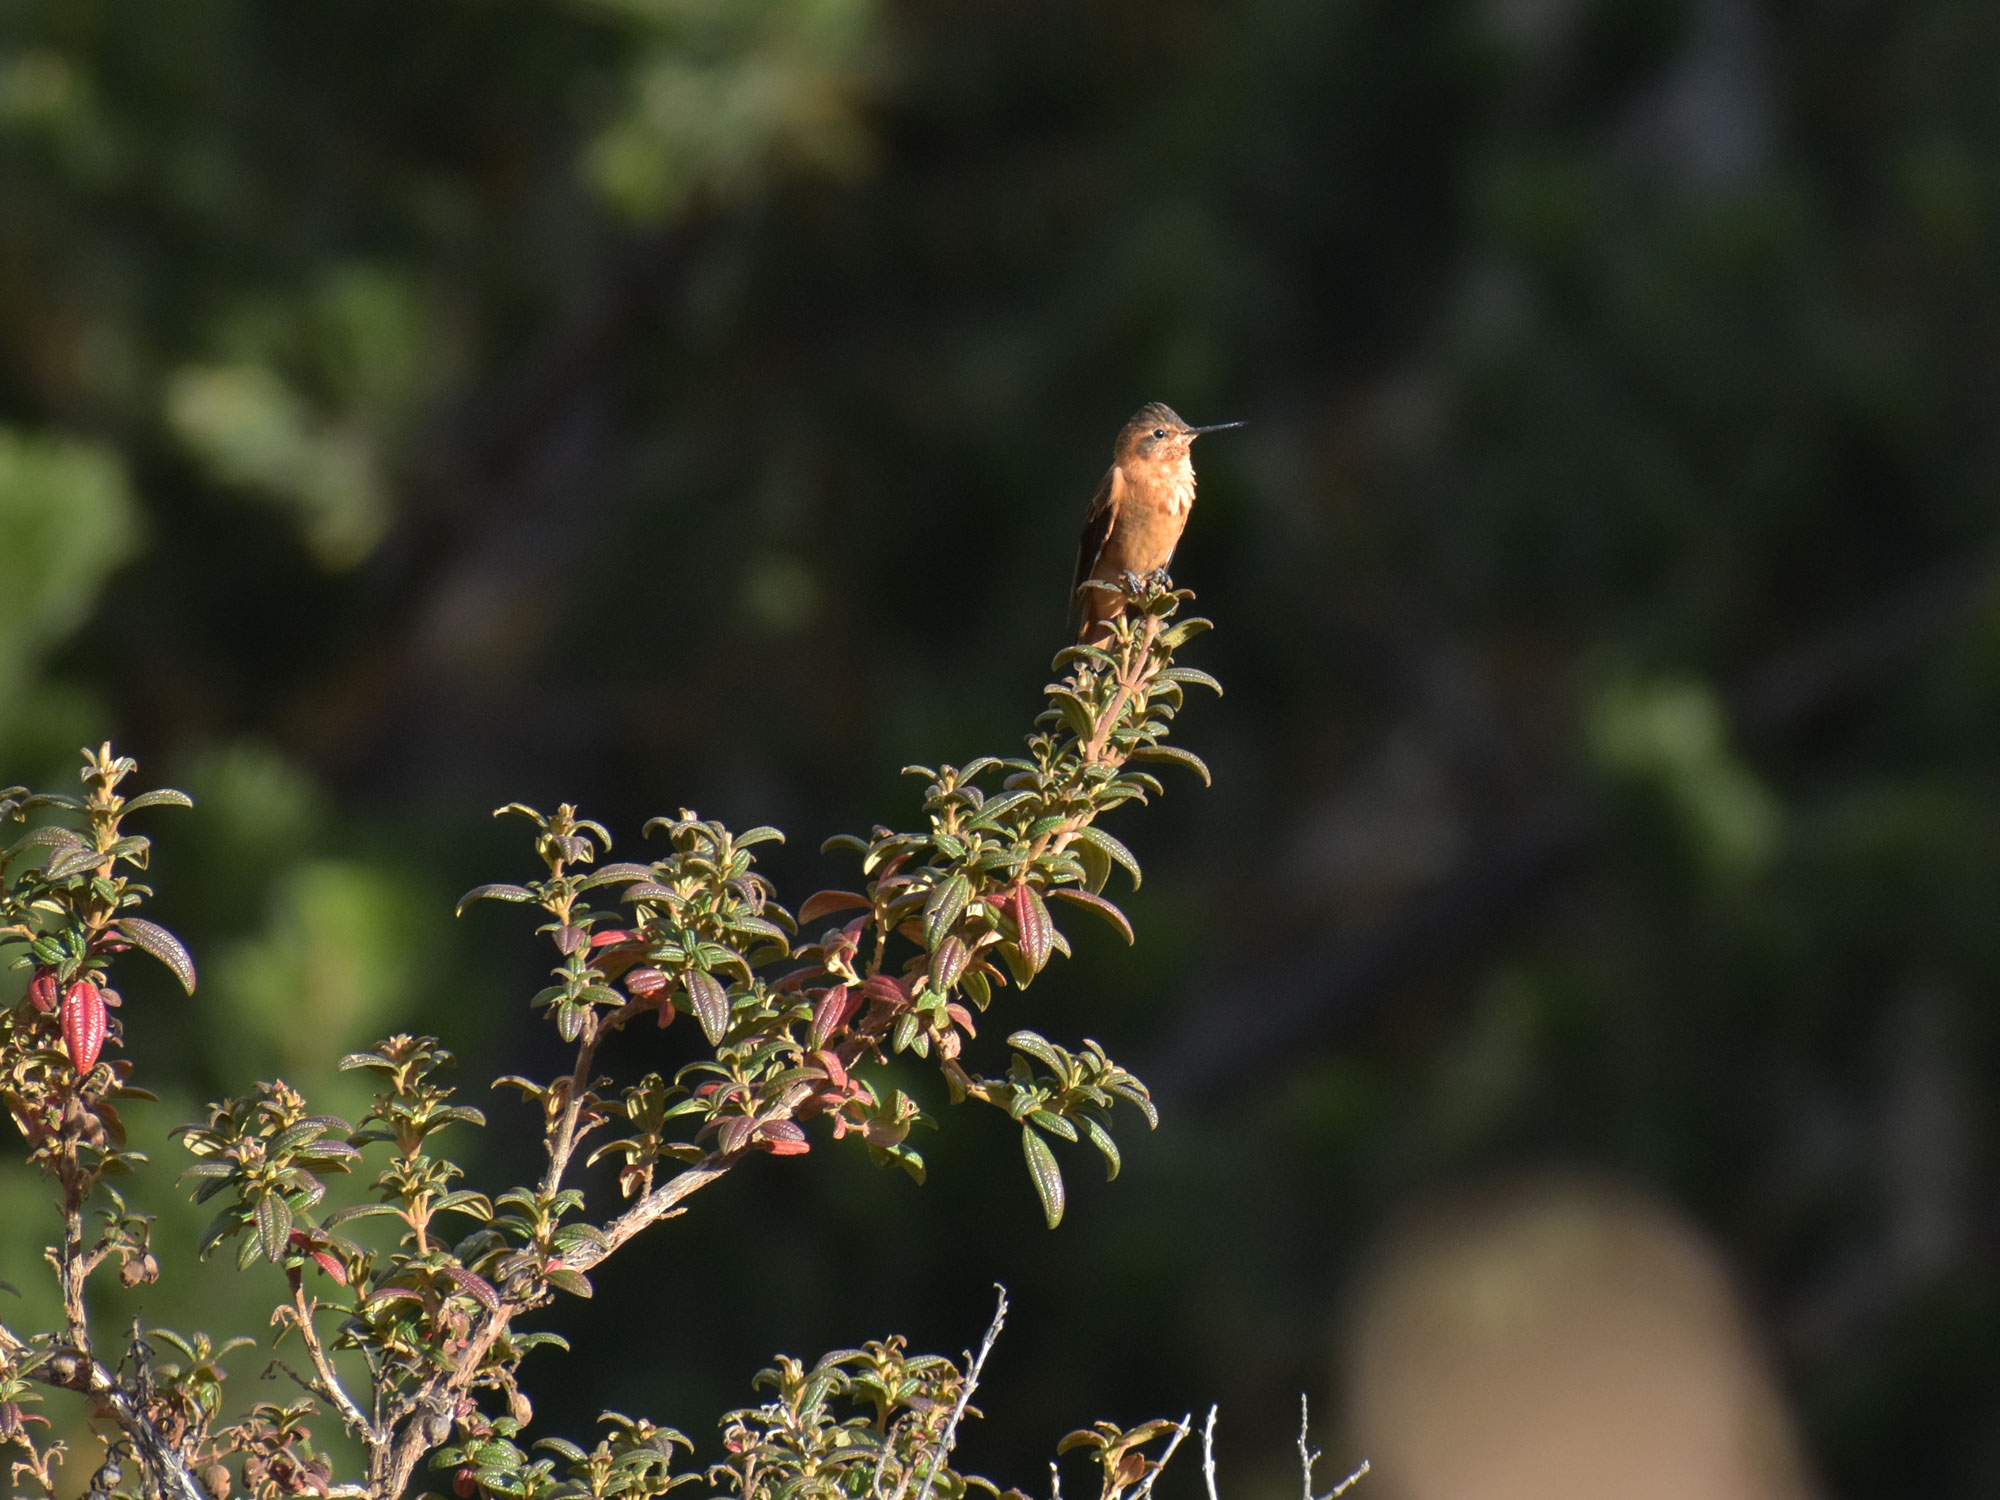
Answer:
[1074,835,1111,894]
[1127,744,1211,786]
[116,917,196,994]
[1083,1117,1122,1180]
[1159,665,1223,696]
[968,790,1036,828]
[1007,1030,1069,1079]
[44,844,103,880]
[684,971,729,1046]
[1047,888,1135,943]
[545,1267,594,1298]
[254,1193,292,1263]
[922,873,972,951]
[1021,1125,1066,1228]
[1047,690,1096,739]
[1073,826,1141,890]
[963,968,992,1012]
[3,824,85,866]
[121,788,196,813]
[1027,1108,1077,1141]
[456,883,537,917]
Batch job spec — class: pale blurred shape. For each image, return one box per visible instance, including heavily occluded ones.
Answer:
[577,0,878,221]
[1346,1178,1814,1500]
[165,363,387,570]
[1587,673,1781,881]
[0,427,137,731]
[211,859,437,1079]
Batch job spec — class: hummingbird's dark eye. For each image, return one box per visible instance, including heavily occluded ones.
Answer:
[1152,428,1167,439]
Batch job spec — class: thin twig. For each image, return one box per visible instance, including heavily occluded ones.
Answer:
[1297,1395,1367,1500]
[915,1284,1009,1500]
[1199,1406,1220,1500]
[1129,1413,1193,1500]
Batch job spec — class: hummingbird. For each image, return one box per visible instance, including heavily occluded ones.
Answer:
[1071,402,1244,643]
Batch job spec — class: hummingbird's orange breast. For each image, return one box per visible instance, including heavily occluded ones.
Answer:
[1098,457,1197,579]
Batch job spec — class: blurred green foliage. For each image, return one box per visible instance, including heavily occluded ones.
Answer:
[3,0,2000,1495]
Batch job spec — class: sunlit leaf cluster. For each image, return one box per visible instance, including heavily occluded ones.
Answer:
[0,577,1217,1500]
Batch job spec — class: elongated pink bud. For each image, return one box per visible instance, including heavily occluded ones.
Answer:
[63,980,107,1072]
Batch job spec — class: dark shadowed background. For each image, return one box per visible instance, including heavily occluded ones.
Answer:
[4,0,2000,1496]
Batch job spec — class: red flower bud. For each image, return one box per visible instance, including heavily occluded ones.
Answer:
[26,970,58,1013]
[62,980,107,1072]
[757,1120,810,1156]
[453,1467,479,1498]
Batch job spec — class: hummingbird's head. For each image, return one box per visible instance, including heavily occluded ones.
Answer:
[1116,402,1244,465]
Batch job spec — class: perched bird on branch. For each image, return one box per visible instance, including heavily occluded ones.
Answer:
[1071,403,1242,643]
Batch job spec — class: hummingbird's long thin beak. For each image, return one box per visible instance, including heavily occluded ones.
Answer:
[1187,421,1246,436]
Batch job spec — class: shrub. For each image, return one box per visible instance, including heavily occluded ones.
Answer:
[0,579,1234,1500]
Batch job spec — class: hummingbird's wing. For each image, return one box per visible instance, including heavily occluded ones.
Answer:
[1070,463,1125,613]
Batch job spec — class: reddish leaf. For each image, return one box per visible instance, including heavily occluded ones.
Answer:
[623,966,669,996]
[26,970,57,1014]
[589,929,635,947]
[757,1120,810,1156]
[1014,882,1054,973]
[810,1048,849,1088]
[810,984,859,1049]
[310,1251,348,1285]
[62,980,107,1072]
[928,935,970,995]
[439,1265,501,1311]
[798,889,872,925]
[862,974,910,1007]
